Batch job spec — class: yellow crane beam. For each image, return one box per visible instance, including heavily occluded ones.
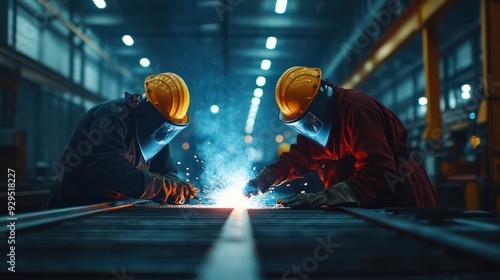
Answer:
[480,0,500,182]
[340,0,455,89]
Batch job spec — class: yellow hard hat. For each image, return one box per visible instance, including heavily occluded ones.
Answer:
[275,66,322,121]
[144,73,189,124]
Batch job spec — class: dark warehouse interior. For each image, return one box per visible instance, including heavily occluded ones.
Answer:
[1,0,500,279]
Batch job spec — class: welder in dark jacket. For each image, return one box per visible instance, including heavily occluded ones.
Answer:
[45,73,198,209]
[243,66,438,208]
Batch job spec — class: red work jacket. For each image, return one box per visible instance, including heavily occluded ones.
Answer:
[269,87,439,208]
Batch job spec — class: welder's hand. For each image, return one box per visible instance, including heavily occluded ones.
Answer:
[162,173,199,204]
[242,167,277,198]
[277,182,358,208]
[142,172,198,204]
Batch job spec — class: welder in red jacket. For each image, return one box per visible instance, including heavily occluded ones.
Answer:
[45,73,198,208]
[243,66,438,208]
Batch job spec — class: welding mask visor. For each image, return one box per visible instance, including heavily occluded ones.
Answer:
[279,82,334,147]
[135,100,188,161]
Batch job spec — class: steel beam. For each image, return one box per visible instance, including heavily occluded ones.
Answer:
[197,208,261,280]
[480,0,500,182]
[0,199,148,233]
[421,20,442,140]
[340,207,500,264]
[341,0,455,89]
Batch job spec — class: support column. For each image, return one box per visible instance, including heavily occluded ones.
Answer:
[422,21,442,143]
[481,0,500,182]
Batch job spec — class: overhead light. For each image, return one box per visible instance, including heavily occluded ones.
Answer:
[245,126,253,134]
[244,135,253,144]
[418,97,427,106]
[140,58,150,67]
[248,111,257,118]
[93,0,106,9]
[251,97,261,106]
[250,105,259,113]
[266,37,277,49]
[275,0,287,14]
[246,119,255,126]
[461,84,471,99]
[261,59,271,70]
[256,76,266,86]
[122,35,134,46]
[210,105,219,114]
[275,135,284,143]
[352,73,361,83]
[254,88,263,97]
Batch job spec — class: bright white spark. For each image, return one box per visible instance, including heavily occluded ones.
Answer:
[210,175,260,208]
[215,186,253,208]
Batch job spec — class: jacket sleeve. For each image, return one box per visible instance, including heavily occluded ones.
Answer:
[268,134,319,185]
[343,107,398,207]
[149,145,178,176]
[76,115,149,199]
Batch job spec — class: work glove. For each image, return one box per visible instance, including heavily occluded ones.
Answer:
[142,171,198,204]
[242,167,277,198]
[277,182,358,208]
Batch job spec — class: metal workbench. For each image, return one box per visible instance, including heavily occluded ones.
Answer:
[1,200,500,279]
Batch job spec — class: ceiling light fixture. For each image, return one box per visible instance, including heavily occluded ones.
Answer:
[261,59,271,70]
[256,76,266,86]
[254,88,263,97]
[266,37,277,49]
[140,58,150,67]
[418,97,427,106]
[93,0,107,9]
[275,0,287,14]
[461,84,471,99]
[210,105,219,114]
[244,135,253,143]
[122,35,134,46]
[245,126,253,134]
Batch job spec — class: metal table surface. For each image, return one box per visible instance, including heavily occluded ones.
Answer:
[1,201,500,279]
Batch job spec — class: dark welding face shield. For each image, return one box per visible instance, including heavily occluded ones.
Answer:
[279,81,335,147]
[135,99,189,161]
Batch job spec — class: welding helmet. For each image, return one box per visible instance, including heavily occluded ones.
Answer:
[276,66,335,147]
[135,73,190,161]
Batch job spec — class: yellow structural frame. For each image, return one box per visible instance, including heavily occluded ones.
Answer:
[341,0,454,88]
[340,0,455,141]
[480,0,500,183]
[421,20,442,142]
